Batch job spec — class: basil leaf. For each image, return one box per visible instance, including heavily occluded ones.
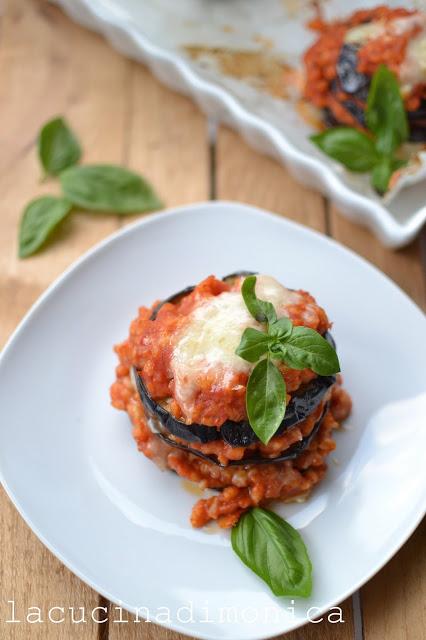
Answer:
[311,127,378,172]
[18,196,72,258]
[371,157,393,195]
[38,117,81,176]
[236,328,271,363]
[367,65,408,155]
[391,158,408,172]
[231,507,312,597]
[268,316,293,340]
[278,326,340,375]
[60,164,163,214]
[246,359,286,444]
[241,276,277,324]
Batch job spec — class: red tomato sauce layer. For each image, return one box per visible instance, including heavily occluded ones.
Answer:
[111,275,330,427]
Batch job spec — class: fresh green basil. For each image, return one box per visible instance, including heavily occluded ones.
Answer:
[391,158,408,172]
[277,326,340,376]
[310,64,410,194]
[311,127,378,172]
[235,328,271,363]
[231,507,312,597]
[19,118,165,258]
[242,275,277,324]
[18,196,72,258]
[366,64,408,156]
[268,316,293,340]
[246,359,286,444]
[60,164,163,214]
[236,276,340,442]
[371,158,393,195]
[38,117,81,176]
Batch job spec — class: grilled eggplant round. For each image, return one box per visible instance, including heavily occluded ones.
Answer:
[134,366,335,447]
[144,402,328,468]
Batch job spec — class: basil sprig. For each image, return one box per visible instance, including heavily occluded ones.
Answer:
[18,116,163,258]
[231,507,312,597]
[311,65,409,194]
[236,275,340,444]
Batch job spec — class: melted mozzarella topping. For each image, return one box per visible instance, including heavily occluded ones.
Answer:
[401,35,426,93]
[171,275,301,416]
[344,21,386,45]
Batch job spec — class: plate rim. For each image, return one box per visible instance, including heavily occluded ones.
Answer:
[0,200,425,640]
[52,0,426,249]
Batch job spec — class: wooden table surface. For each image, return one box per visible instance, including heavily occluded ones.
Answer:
[1,1,425,639]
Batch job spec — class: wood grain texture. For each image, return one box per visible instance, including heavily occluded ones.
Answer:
[125,62,209,209]
[216,128,327,232]
[362,519,426,640]
[328,210,426,311]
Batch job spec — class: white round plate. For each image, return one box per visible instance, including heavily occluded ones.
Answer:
[0,202,425,640]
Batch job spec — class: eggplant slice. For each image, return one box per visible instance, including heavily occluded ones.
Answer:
[134,367,335,448]
[326,42,426,142]
[150,271,256,320]
[148,403,328,468]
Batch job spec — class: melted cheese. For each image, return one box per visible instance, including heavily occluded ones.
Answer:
[344,21,386,45]
[170,275,300,415]
[401,33,426,93]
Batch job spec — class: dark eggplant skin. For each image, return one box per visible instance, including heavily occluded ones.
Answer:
[134,369,220,444]
[326,43,426,142]
[149,403,328,468]
[150,271,256,320]
[150,286,195,321]
[407,102,426,142]
[219,373,335,446]
[336,44,369,95]
[134,367,335,447]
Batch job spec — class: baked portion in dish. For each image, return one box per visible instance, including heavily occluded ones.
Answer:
[111,273,351,528]
[304,6,426,141]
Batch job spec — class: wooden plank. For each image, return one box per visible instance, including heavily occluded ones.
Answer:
[0,0,130,344]
[215,126,355,640]
[329,211,426,640]
[215,128,327,232]
[362,519,426,640]
[329,211,426,311]
[124,61,209,209]
[0,486,103,640]
[0,0,130,638]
